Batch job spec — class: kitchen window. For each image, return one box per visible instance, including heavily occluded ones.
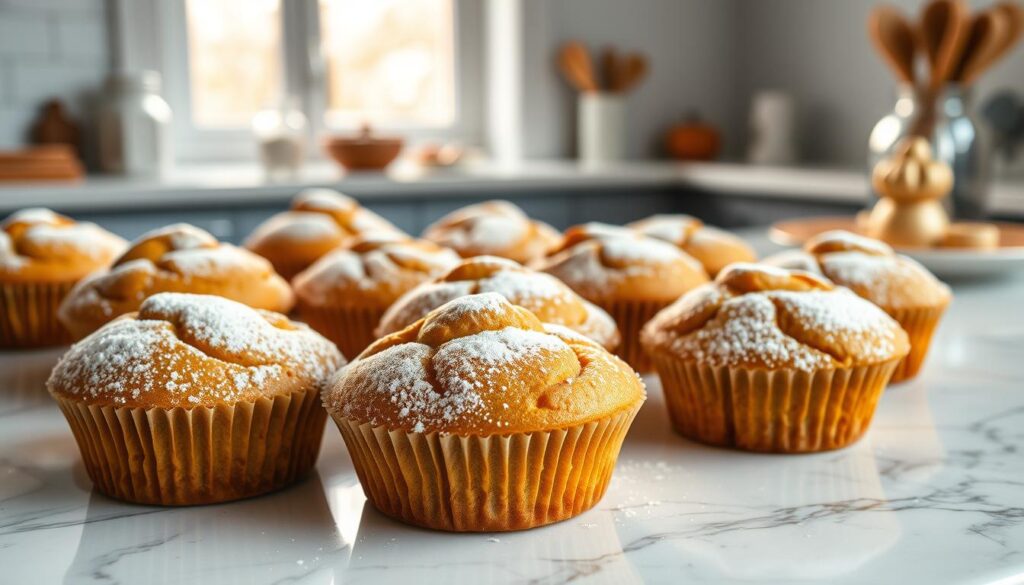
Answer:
[131,0,478,162]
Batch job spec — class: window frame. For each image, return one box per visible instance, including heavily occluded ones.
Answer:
[114,0,481,164]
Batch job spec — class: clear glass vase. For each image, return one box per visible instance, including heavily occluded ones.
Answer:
[868,85,990,219]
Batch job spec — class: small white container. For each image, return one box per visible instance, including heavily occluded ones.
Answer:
[578,92,625,164]
[747,90,797,166]
[98,71,173,177]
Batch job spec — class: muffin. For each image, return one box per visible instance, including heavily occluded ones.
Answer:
[376,255,620,351]
[422,200,560,265]
[323,292,645,531]
[641,263,909,453]
[763,230,950,382]
[48,292,344,505]
[0,208,126,347]
[292,234,460,359]
[244,188,405,279]
[538,222,709,371]
[628,214,757,276]
[58,223,295,340]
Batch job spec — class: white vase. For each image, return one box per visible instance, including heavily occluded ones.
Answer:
[98,71,173,177]
[578,92,625,164]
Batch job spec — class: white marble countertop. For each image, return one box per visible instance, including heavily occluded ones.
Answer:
[0,160,1023,216]
[1,235,1024,584]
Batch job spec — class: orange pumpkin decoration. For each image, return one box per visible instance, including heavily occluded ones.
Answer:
[665,114,721,161]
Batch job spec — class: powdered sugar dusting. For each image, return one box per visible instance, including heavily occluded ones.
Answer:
[49,293,342,406]
[334,325,572,431]
[665,285,903,370]
[673,294,834,371]
[161,244,272,279]
[601,236,687,264]
[135,223,217,251]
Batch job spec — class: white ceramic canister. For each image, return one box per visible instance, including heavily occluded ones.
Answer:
[98,71,173,177]
[747,90,797,166]
[578,92,625,164]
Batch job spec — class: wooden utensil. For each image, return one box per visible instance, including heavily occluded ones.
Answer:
[953,9,1011,84]
[990,2,1024,64]
[601,47,621,92]
[869,5,919,83]
[619,53,648,93]
[558,42,598,93]
[920,0,970,90]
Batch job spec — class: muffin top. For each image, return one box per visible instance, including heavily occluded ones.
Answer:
[0,208,126,282]
[627,214,757,276]
[292,233,461,308]
[58,224,294,339]
[538,222,709,303]
[324,292,645,435]
[763,230,951,310]
[376,255,620,350]
[421,200,561,264]
[48,293,343,409]
[641,263,910,371]
[244,188,404,275]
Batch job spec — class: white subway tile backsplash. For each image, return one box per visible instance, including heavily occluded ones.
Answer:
[0,12,51,57]
[11,60,105,106]
[54,13,107,61]
[0,0,109,149]
[0,105,36,147]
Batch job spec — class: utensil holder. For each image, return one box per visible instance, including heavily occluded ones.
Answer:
[578,93,625,164]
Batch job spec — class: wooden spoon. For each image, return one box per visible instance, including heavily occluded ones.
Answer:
[953,9,1011,84]
[989,2,1024,65]
[558,42,598,93]
[619,53,649,93]
[919,0,970,90]
[602,47,622,92]
[869,5,919,83]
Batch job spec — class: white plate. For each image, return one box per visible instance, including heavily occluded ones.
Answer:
[769,216,1024,279]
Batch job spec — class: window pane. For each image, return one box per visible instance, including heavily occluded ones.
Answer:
[185,0,282,127]
[319,0,455,127]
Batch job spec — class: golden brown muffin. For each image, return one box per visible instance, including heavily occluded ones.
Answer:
[538,222,709,371]
[376,255,620,351]
[628,214,757,276]
[48,292,344,505]
[421,200,561,264]
[292,233,460,359]
[244,188,405,279]
[763,230,951,382]
[58,223,295,340]
[323,292,645,531]
[641,263,909,453]
[0,208,126,347]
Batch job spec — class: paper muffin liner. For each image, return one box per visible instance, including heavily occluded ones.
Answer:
[651,353,901,453]
[885,303,948,383]
[52,387,327,505]
[598,299,669,372]
[297,304,386,360]
[331,403,642,532]
[0,280,75,348]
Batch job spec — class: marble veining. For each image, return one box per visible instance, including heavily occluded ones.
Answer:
[1,239,1023,584]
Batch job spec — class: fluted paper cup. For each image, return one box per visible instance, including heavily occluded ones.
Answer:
[598,299,669,373]
[0,280,75,348]
[53,387,326,505]
[887,303,948,383]
[332,403,642,532]
[298,304,385,360]
[651,353,901,453]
